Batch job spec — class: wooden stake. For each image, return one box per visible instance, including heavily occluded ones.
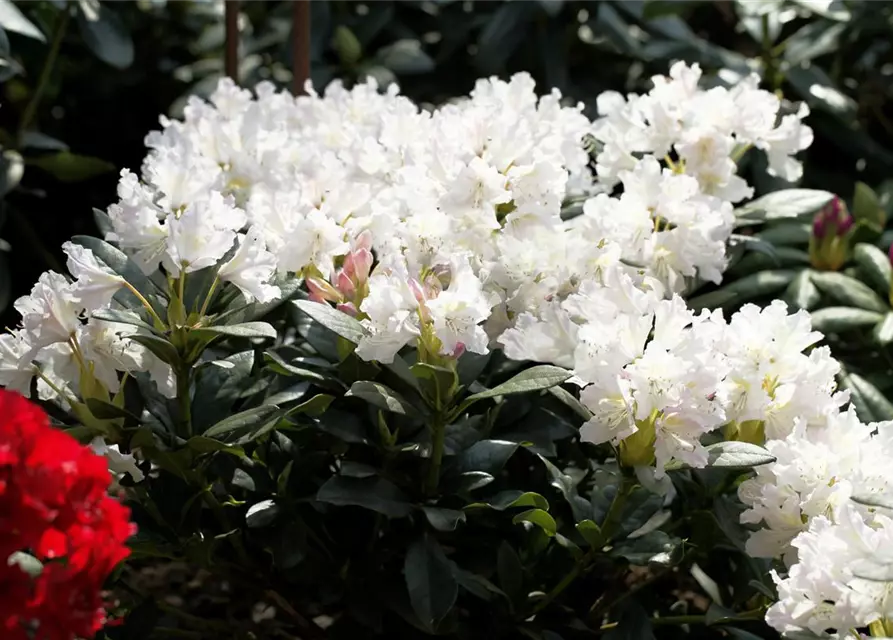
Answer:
[292,0,311,95]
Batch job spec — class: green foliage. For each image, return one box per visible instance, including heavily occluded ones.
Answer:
[82,260,779,639]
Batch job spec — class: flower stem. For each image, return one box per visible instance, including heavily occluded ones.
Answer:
[17,6,70,144]
[425,412,446,496]
[532,476,635,615]
[176,363,193,437]
[123,281,166,329]
[198,275,220,317]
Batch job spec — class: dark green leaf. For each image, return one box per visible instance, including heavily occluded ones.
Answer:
[757,222,810,246]
[77,0,134,68]
[786,64,856,117]
[263,351,330,384]
[455,570,506,602]
[512,508,557,536]
[293,299,365,344]
[287,393,334,417]
[604,601,656,640]
[29,151,115,182]
[404,535,458,629]
[0,149,23,196]
[452,471,494,492]
[810,272,888,312]
[203,405,281,438]
[0,0,44,41]
[377,39,434,75]
[456,439,518,475]
[688,270,798,310]
[128,334,180,366]
[875,313,893,346]
[612,530,680,565]
[347,380,420,417]
[422,507,466,532]
[85,398,138,422]
[538,455,590,522]
[475,2,537,74]
[91,308,157,333]
[734,189,834,224]
[840,369,893,422]
[459,365,572,413]
[313,408,370,444]
[185,436,245,458]
[333,25,362,65]
[597,2,641,56]
[784,270,820,311]
[665,441,775,471]
[468,490,550,511]
[576,519,603,548]
[854,181,885,227]
[21,131,68,151]
[783,20,845,66]
[853,243,892,296]
[789,0,849,20]
[496,541,524,608]
[316,476,412,517]
[192,321,277,340]
[246,499,280,528]
[809,307,885,334]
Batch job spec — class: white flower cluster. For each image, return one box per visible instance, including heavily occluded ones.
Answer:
[738,407,893,635]
[588,61,812,291]
[503,294,846,475]
[0,245,175,405]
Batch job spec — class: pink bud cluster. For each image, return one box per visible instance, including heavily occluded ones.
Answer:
[307,232,373,317]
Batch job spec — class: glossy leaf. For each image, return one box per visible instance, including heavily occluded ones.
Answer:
[784,270,820,311]
[404,535,458,629]
[734,189,834,224]
[347,380,420,417]
[316,476,412,518]
[853,243,892,296]
[77,0,134,68]
[0,0,44,41]
[809,307,885,334]
[293,299,365,345]
[512,508,556,536]
[810,272,888,312]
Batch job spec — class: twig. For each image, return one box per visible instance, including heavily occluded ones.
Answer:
[224,1,240,83]
[291,0,311,95]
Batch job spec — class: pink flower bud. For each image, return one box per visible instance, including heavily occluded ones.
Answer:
[812,212,828,240]
[353,229,373,252]
[352,248,373,285]
[452,342,466,359]
[336,270,356,297]
[336,302,358,317]
[306,277,342,304]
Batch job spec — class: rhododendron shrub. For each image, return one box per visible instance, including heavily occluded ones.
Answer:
[1,64,891,640]
[0,390,134,640]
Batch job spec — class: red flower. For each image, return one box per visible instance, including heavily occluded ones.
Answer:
[0,390,135,640]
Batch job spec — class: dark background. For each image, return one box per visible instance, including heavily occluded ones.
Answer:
[1,0,890,328]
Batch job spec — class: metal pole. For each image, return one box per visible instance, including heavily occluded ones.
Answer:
[292,0,311,95]
[225,0,240,83]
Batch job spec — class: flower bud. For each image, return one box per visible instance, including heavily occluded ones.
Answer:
[809,196,852,271]
[336,302,358,317]
[336,270,356,297]
[306,277,342,304]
